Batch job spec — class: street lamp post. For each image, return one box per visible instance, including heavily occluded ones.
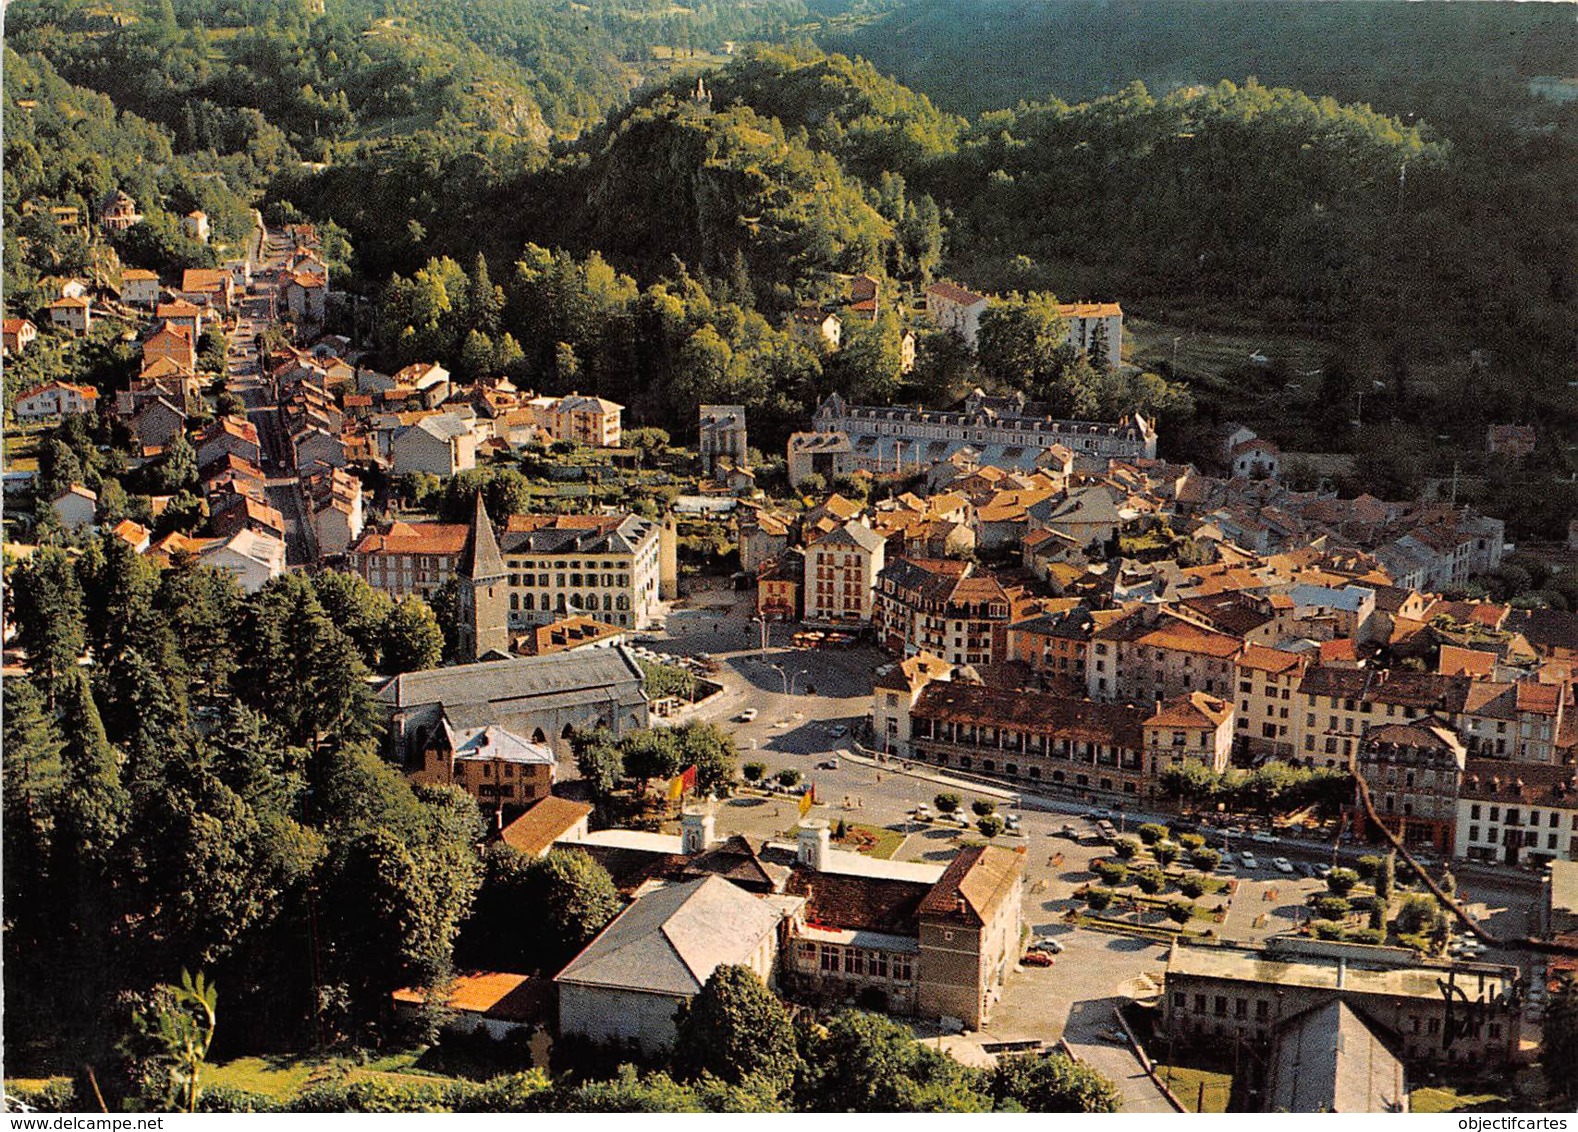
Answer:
[770,663,788,695]
[789,668,810,696]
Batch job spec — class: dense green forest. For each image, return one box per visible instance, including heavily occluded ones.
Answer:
[824,0,1578,127]
[5,0,1575,508]
[5,0,1578,1109]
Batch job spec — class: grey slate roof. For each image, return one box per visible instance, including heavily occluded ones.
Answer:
[447,724,555,766]
[554,875,786,995]
[457,491,506,581]
[1267,999,1407,1113]
[819,520,884,554]
[498,515,657,557]
[376,647,645,711]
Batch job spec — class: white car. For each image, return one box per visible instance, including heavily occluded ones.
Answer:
[1251,831,1279,845]
[1033,937,1066,954]
[1240,852,1259,870]
[1272,857,1294,874]
[735,708,759,723]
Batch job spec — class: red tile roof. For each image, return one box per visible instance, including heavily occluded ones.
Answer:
[500,796,593,856]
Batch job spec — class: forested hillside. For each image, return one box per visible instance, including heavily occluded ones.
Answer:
[5,0,1574,508]
[824,0,1577,127]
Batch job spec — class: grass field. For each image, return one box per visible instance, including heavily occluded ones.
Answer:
[839,822,904,859]
[1409,1086,1509,1113]
[3,426,45,473]
[203,1050,454,1103]
[1156,1065,1232,1113]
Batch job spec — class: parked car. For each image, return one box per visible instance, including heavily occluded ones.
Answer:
[817,757,840,770]
[1251,831,1279,845]
[735,708,758,723]
[1272,857,1295,874]
[911,805,932,820]
[1314,864,1333,879]
[1059,824,1080,838]
[828,724,849,738]
[1240,852,1259,870]
[1033,937,1066,954]
[1005,814,1021,830]
[1021,950,1056,968]
[1099,1029,1128,1044]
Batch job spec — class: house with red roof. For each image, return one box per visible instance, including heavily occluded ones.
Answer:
[14,381,98,422]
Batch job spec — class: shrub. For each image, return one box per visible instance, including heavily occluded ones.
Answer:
[1133,867,1166,895]
[1312,896,1352,920]
[1349,928,1387,944]
[934,792,961,814]
[972,799,997,817]
[1311,920,1347,940]
[776,768,802,787]
[1137,822,1168,846]
[1085,888,1115,911]
[1093,861,1129,886]
[1355,855,1384,882]
[1166,900,1193,925]
[1178,876,1206,899]
[742,762,766,783]
[1178,833,1206,851]
[1113,838,1140,860]
[1190,847,1221,872]
[977,814,1006,838]
[1394,893,1443,936]
[6,1080,76,1112]
[1153,841,1180,867]
[198,1086,280,1113]
[1325,867,1360,896]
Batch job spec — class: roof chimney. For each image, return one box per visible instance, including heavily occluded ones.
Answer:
[797,820,831,871]
[681,808,715,856]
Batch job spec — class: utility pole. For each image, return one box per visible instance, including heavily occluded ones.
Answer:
[1450,461,1461,506]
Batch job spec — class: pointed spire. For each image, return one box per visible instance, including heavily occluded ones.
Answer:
[458,491,506,582]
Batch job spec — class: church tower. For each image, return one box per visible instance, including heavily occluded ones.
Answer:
[455,492,509,662]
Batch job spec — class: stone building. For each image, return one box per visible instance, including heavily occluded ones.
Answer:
[376,648,649,766]
[698,404,748,474]
[1163,936,1520,1071]
[1351,720,1467,854]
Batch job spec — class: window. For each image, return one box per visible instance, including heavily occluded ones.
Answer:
[1471,804,1482,820]
[1194,994,1207,1014]
[1235,998,1247,1019]
[1256,1000,1270,1021]
[1214,996,1227,1017]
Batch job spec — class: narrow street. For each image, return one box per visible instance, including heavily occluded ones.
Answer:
[227,227,316,566]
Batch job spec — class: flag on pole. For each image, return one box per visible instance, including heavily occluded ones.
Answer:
[680,764,698,795]
[667,774,684,802]
[798,789,813,817]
